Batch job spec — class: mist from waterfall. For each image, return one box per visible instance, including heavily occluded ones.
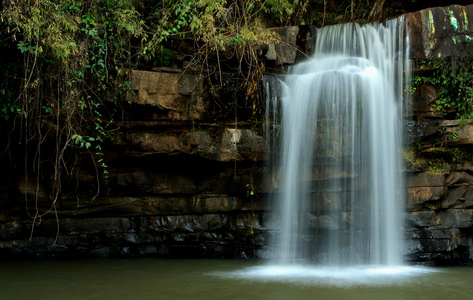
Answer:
[266,18,410,266]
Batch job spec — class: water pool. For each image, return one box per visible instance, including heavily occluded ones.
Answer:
[1,259,471,299]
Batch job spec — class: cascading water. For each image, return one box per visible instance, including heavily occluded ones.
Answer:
[266,18,410,266]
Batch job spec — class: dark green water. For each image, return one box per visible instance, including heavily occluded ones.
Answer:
[0,259,471,300]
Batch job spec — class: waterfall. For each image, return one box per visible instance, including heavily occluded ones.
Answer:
[267,18,410,266]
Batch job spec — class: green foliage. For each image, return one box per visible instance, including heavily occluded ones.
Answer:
[0,0,145,194]
[0,0,308,207]
[72,134,94,149]
[450,147,473,164]
[143,0,282,63]
[2,0,81,59]
[427,159,446,173]
[403,147,419,167]
[155,48,173,67]
[265,0,299,19]
[246,183,257,236]
[0,58,21,120]
[413,58,473,119]
[450,130,459,141]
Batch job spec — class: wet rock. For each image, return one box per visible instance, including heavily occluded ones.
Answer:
[167,215,195,232]
[405,120,442,144]
[171,233,187,242]
[142,245,158,255]
[416,238,461,253]
[407,187,445,210]
[410,227,461,239]
[158,244,169,255]
[407,211,439,227]
[235,213,256,229]
[198,214,225,230]
[124,233,140,244]
[403,239,423,255]
[438,209,473,228]
[147,216,169,232]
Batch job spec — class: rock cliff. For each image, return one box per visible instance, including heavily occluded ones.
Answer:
[2,4,473,265]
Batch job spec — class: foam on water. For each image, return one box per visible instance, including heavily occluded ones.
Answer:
[213,265,437,287]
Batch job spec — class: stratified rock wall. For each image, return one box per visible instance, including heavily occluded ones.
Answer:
[403,4,473,265]
[2,4,473,265]
[0,65,271,259]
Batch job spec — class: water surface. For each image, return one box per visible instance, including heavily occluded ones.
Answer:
[1,259,471,299]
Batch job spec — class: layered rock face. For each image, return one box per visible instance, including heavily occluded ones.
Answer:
[2,4,473,265]
[403,5,473,264]
[0,67,271,259]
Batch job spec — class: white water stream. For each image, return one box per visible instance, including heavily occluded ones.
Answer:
[266,18,410,268]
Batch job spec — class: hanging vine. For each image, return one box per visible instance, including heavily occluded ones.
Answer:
[0,0,304,241]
